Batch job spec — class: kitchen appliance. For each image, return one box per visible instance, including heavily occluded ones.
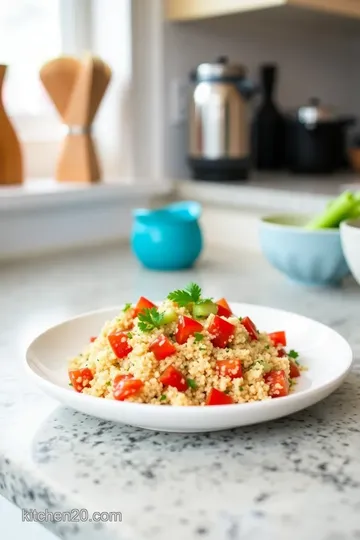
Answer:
[286,98,355,174]
[252,64,285,170]
[188,56,256,181]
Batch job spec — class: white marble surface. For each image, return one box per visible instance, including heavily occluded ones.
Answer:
[1,244,360,540]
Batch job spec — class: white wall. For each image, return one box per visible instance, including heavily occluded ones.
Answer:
[163,6,360,177]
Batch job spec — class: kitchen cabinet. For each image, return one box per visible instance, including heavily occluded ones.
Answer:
[164,0,360,21]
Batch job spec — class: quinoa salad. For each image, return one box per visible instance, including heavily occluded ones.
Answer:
[68,284,302,406]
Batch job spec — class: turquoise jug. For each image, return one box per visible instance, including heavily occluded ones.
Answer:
[131,201,203,270]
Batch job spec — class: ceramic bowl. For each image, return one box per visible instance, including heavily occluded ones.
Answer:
[340,219,360,285]
[259,214,350,287]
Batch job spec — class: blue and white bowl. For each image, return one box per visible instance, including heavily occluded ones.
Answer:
[259,214,350,287]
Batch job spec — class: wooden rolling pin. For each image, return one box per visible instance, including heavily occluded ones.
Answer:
[40,55,111,183]
[0,65,23,185]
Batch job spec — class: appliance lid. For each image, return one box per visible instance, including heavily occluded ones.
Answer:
[294,98,338,126]
[191,56,247,82]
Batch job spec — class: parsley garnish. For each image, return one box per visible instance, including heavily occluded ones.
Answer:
[240,386,244,391]
[238,317,243,321]
[68,382,73,387]
[160,394,167,401]
[138,307,165,332]
[123,303,132,312]
[264,345,270,350]
[106,381,111,386]
[194,332,204,342]
[199,346,207,351]
[288,349,299,359]
[167,282,202,306]
[127,332,133,339]
[187,378,197,390]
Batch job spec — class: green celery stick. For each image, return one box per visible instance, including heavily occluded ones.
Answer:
[305,191,356,230]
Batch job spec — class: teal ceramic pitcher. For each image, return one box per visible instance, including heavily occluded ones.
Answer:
[131,201,203,270]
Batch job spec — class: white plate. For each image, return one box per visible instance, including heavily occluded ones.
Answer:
[25,303,353,433]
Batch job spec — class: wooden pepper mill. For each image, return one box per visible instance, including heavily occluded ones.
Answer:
[40,55,111,183]
[0,65,23,185]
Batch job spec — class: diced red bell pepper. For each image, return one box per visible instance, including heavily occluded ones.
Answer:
[289,360,301,378]
[264,370,289,398]
[241,316,258,341]
[69,368,93,393]
[90,336,97,343]
[159,365,187,391]
[206,388,234,405]
[133,296,156,317]
[113,373,133,387]
[150,334,176,360]
[216,359,242,379]
[175,315,203,345]
[113,378,144,401]
[268,331,287,347]
[277,348,287,358]
[208,315,235,348]
[108,331,133,359]
[216,298,232,318]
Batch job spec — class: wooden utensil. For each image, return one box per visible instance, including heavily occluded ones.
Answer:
[0,65,23,185]
[40,55,111,183]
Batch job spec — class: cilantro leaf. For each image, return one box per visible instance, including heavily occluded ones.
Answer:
[160,394,167,401]
[123,303,132,312]
[194,332,204,342]
[167,282,202,306]
[127,332,133,339]
[68,382,73,387]
[138,308,165,332]
[187,378,197,389]
[288,349,299,359]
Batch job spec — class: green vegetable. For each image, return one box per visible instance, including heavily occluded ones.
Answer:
[123,303,132,312]
[68,382,73,387]
[167,282,202,306]
[160,394,167,401]
[192,300,218,319]
[138,308,165,332]
[240,386,244,391]
[106,381,111,386]
[258,360,271,373]
[238,317,243,321]
[127,332,133,339]
[288,349,299,359]
[194,332,204,342]
[187,378,197,389]
[305,191,358,230]
[160,307,178,325]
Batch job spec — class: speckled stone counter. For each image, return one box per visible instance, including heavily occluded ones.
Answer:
[1,245,360,540]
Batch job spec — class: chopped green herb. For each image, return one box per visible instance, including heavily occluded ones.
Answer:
[238,317,243,321]
[264,345,270,350]
[167,282,202,306]
[199,346,207,351]
[187,378,197,390]
[106,381,111,386]
[224,389,230,394]
[68,382,73,387]
[295,360,300,366]
[138,308,165,332]
[288,349,299,360]
[127,332,133,339]
[96,358,100,362]
[240,386,244,391]
[194,332,204,342]
[160,394,167,401]
[123,302,132,312]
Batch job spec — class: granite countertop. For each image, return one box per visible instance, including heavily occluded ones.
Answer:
[1,244,360,540]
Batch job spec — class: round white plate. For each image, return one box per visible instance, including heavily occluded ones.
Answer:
[25,303,353,433]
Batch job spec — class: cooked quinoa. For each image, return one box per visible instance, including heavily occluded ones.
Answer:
[68,284,301,406]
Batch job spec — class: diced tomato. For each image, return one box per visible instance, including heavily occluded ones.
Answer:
[175,315,203,345]
[277,348,287,358]
[241,316,258,341]
[208,315,235,348]
[216,298,232,318]
[150,334,176,360]
[90,336,97,343]
[268,331,287,347]
[113,373,133,387]
[159,365,187,391]
[108,331,133,359]
[289,360,301,378]
[206,388,234,405]
[69,368,93,393]
[133,296,156,317]
[216,359,242,379]
[264,370,289,398]
[113,378,144,401]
